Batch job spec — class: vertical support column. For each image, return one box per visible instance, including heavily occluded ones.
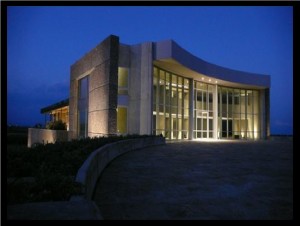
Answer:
[213,84,218,139]
[261,88,270,139]
[188,78,194,140]
[260,89,266,139]
[265,88,270,138]
[140,42,153,135]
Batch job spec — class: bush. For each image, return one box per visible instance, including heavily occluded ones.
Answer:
[7,134,158,204]
[7,133,28,145]
[7,126,28,145]
[46,120,66,130]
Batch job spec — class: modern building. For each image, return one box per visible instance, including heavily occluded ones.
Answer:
[41,98,69,130]
[42,34,270,141]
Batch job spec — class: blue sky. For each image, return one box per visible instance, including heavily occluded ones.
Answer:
[7,6,293,135]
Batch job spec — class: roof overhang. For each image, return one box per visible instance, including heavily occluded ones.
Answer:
[153,40,270,89]
[41,98,69,114]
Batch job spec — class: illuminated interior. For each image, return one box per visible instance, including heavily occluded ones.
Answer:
[41,99,69,130]
[218,87,260,139]
[118,67,129,95]
[48,106,69,130]
[117,107,127,134]
[194,81,214,139]
[153,66,261,140]
[153,67,190,139]
[117,67,129,134]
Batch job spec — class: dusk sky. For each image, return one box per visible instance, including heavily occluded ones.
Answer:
[7,6,293,135]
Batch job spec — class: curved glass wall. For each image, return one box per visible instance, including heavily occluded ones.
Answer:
[153,66,261,140]
[153,67,189,140]
[218,86,260,139]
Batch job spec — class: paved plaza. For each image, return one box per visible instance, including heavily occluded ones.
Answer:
[93,139,293,220]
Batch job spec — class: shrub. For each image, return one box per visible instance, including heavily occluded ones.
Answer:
[7,134,159,204]
[46,120,66,130]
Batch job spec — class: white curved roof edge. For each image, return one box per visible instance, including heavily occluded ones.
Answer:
[153,39,270,88]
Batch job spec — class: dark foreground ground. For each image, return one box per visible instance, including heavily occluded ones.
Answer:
[93,139,293,220]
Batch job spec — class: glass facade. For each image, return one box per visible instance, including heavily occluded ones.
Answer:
[193,81,214,139]
[153,66,261,140]
[78,76,89,138]
[218,87,260,139]
[153,67,190,139]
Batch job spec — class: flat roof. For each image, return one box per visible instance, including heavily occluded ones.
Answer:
[40,98,69,114]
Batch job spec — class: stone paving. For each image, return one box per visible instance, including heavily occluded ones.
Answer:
[7,200,102,220]
[93,139,293,220]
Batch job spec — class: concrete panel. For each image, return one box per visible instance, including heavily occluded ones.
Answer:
[107,108,117,135]
[28,128,69,147]
[140,42,153,135]
[89,85,110,112]
[71,38,114,79]
[118,44,130,67]
[88,111,109,136]
[69,35,119,138]
[89,62,111,92]
[127,45,142,134]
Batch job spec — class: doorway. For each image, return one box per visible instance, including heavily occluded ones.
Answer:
[194,111,209,138]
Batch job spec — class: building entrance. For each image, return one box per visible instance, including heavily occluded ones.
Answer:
[194,111,214,139]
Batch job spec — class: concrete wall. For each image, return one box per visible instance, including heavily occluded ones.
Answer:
[73,136,165,200]
[28,128,68,148]
[127,42,153,135]
[69,35,119,140]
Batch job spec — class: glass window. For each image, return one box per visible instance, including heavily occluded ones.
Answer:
[203,91,207,110]
[78,76,89,138]
[184,91,189,109]
[178,77,183,87]
[118,67,129,95]
[184,78,189,89]
[178,88,183,109]
[218,87,261,140]
[240,90,246,114]
[253,90,260,114]
[247,90,253,114]
[208,93,213,111]
[117,107,127,134]
[118,67,128,88]
[153,67,189,140]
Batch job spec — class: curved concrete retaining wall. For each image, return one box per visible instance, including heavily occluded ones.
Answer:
[28,128,69,148]
[73,136,165,200]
